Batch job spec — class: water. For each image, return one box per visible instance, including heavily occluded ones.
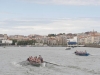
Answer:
[0,47,100,75]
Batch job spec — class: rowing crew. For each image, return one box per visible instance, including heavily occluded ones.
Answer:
[27,55,43,63]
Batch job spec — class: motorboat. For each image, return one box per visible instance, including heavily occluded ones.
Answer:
[65,47,71,50]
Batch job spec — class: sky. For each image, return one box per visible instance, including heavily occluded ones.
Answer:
[0,0,100,36]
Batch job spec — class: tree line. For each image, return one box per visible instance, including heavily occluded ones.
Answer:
[11,40,36,45]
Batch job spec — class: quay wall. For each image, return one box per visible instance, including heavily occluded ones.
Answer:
[85,44,100,48]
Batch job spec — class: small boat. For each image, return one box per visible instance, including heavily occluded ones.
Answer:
[27,57,46,67]
[65,47,71,50]
[74,51,90,56]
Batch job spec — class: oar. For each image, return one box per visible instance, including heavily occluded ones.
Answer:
[44,61,61,66]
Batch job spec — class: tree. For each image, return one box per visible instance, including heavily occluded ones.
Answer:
[48,34,56,37]
[11,39,17,45]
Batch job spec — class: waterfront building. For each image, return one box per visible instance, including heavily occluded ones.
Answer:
[1,40,12,45]
[55,35,67,45]
[0,34,9,46]
[0,34,8,40]
[8,35,30,41]
[67,36,78,45]
[77,31,100,45]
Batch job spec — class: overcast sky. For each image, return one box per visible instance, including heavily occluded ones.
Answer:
[0,0,100,35]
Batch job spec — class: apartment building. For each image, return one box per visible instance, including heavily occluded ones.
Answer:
[0,34,12,45]
[77,31,100,44]
[8,35,30,41]
[0,34,7,40]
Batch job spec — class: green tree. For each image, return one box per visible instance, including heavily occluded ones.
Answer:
[11,39,17,45]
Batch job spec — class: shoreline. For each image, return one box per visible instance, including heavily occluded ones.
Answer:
[1,44,100,48]
[84,44,100,48]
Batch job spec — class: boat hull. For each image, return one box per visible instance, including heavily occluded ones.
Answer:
[65,47,71,50]
[29,62,46,67]
[75,53,90,56]
[31,63,41,67]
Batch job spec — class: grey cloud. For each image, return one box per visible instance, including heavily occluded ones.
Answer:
[0,18,100,35]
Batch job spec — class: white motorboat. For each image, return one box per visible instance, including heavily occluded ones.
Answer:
[65,47,71,50]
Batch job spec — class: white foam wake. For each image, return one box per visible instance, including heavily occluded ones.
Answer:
[11,61,22,67]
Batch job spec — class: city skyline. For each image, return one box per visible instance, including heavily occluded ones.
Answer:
[0,0,100,36]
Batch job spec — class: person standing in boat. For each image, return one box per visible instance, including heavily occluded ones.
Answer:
[38,55,43,63]
[36,57,41,63]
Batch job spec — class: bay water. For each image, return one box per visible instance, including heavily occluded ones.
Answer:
[0,47,100,75]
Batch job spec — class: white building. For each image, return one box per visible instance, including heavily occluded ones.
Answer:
[67,36,77,42]
[1,40,12,44]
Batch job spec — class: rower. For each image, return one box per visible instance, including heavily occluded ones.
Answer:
[38,55,43,63]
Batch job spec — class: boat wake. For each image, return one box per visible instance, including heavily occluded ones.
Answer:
[67,65,100,74]
[12,61,100,75]
[18,60,30,66]
[11,61,22,67]
[90,54,100,56]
